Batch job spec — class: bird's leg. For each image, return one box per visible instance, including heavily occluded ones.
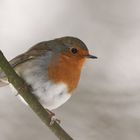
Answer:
[45,108,55,117]
[45,109,61,125]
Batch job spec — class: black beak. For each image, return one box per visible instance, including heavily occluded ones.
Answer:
[86,54,98,59]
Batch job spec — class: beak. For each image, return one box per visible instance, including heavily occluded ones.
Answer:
[86,54,98,59]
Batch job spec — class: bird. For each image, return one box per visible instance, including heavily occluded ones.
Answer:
[0,36,97,119]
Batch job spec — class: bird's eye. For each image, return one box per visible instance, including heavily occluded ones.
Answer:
[70,47,78,54]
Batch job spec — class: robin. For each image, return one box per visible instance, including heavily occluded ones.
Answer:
[0,36,97,121]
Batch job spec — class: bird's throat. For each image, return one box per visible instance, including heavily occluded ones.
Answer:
[48,55,85,93]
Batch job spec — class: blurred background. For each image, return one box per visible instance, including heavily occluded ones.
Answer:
[0,0,140,140]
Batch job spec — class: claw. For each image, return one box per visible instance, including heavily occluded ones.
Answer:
[45,109,61,125]
[50,116,61,126]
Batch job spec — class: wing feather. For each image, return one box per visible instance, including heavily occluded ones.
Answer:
[0,41,51,87]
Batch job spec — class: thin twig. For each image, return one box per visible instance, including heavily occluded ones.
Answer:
[0,50,73,140]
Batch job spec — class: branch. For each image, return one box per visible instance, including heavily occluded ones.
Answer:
[0,50,73,140]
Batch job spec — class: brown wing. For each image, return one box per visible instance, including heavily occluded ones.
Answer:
[0,41,51,87]
[10,41,52,67]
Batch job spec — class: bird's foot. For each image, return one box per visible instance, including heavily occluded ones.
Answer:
[50,116,61,126]
[45,109,61,125]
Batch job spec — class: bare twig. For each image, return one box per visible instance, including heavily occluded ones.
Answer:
[0,50,73,140]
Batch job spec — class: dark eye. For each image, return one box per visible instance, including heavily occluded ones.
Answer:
[70,48,78,54]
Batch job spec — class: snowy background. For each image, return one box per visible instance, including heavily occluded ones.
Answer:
[0,0,140,140]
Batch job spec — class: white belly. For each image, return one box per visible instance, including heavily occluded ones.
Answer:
[15,81,71,110]
[32,81,71,110]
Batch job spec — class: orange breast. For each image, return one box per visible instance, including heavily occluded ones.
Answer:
[48,54,85,93]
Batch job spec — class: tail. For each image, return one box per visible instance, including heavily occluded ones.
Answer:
[0,68,9,87]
